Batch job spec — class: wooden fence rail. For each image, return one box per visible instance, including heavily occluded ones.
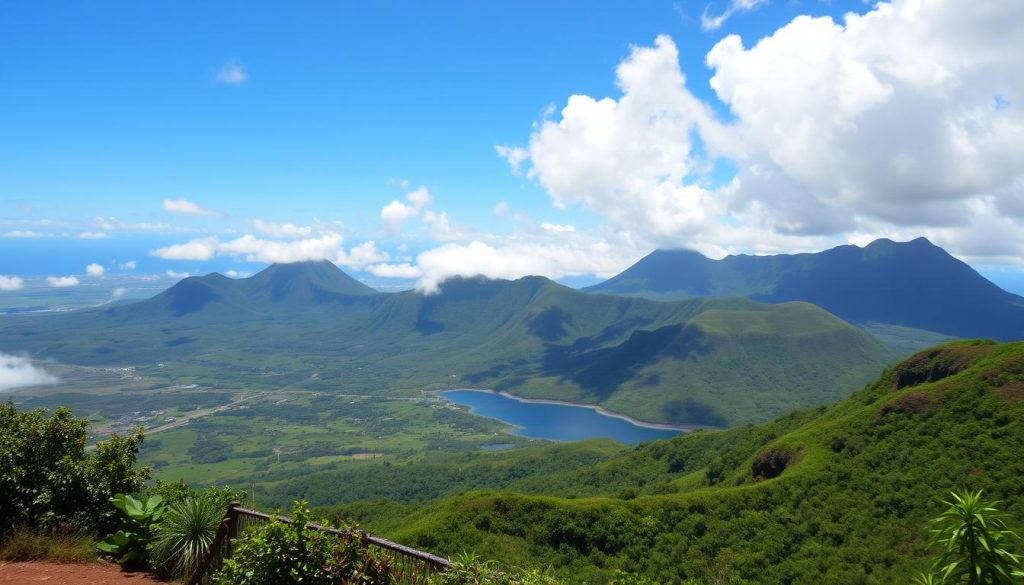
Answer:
[188,502,450,585]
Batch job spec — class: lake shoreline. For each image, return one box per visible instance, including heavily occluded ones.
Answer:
[439,388,719,432]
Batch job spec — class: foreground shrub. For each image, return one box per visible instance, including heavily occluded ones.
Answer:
[918,490,1024,584]
[431,554,561,585]
[0,401,149,535]
[210,502,570,585]
[96,494,166,566]
[211,502,341,585]
[150,495,223,578]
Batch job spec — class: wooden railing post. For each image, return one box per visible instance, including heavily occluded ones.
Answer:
[225,501,240,557]
[187,501,241,585]
[189,502,448,585]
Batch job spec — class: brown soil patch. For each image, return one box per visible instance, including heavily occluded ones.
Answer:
[995,381,1024,403]
[893,345,994,390]
[0,561,166,584]
[752,447,793,480]
[880,391,936,416]
[982,355,1024,384]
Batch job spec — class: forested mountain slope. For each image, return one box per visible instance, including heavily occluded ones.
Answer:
[343,341,1024,584]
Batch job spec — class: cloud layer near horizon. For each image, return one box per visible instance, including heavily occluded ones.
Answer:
[0,353,58,393]
[151,232,388,269]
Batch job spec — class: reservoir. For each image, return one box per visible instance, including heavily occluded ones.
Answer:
[442,390,683,445]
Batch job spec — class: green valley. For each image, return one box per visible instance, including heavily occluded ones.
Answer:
[323,340,1024,584]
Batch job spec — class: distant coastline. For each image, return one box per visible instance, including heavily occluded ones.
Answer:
[439,388,720,432]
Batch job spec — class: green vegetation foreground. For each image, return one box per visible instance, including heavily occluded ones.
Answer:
[6,339,1024,584]
[338,341,1024,584]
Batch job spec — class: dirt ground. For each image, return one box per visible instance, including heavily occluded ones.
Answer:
[0,561,168,584]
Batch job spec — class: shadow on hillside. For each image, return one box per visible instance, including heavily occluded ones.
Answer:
[541,323,711,400]
[526,306,574,341]
[662,398,728,426]
[464,322,713,403]
[169,281,221,316]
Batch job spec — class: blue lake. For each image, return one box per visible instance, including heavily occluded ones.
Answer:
[442,390,683,445]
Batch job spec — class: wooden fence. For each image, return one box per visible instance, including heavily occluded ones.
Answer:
[188,502,450,584]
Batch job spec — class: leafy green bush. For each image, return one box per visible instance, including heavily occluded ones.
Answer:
[212,502,549,585]
[211,502,341,585]
[150,495,224,578]
[0,401,149,534]
[96,494,166,566]
[918,490,1024,584]
[430,554,562,585]
[326,531,399,585]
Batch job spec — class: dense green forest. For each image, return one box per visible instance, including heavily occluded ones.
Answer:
[312,340,1024,584]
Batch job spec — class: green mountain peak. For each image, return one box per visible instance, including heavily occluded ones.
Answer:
[587,237,1024,341]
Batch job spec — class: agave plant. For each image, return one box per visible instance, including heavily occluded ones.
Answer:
[921,490,1024,584]
[149,495,224,578]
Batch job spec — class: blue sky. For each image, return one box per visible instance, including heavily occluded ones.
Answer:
[2,0,1023,294]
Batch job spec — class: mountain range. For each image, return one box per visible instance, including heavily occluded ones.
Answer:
[0,260,892,427]
[586,237,1024,342]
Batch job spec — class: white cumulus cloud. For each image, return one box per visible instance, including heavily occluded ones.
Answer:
[495,145,529,175]
[46,276,79,287]
[86,263,105,277]
[541,222,575,233]
[0,275,25,291]
[162,198,219,217]
[496,2,1024,267]
[0,353,58,392]
[367,263,422,279]
[339,241,390,270]
[518,35,726,243]
[705,1,1024,240]
[251,219,314,239]
[381,187,433,233]
[218,233,345,263]
[405,187,432,209]
[151,233,389,270]
[151,237,219,260]
[120,260,137,270]
[216,60,247,85]
[76,231,110,239]
[413,232,644,294]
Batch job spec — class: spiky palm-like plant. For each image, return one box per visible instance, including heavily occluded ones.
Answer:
[919,490,1024,584]
[150,496,224,578]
